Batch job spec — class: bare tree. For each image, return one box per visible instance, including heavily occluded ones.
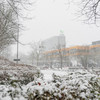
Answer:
[78,0,100,24]
[30,42,43,66]
[78,46,90,68]
[47,51,55,69]
[0,0,34,52]
[55,44,65,69]
[0,2,18,51]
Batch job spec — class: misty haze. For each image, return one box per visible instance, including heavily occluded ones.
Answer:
[0,0,100,100]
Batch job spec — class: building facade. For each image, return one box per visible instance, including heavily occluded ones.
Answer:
[41,40,100,68]
[41,34,66,51]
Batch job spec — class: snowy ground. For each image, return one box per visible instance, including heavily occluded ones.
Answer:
[41,69,68,81]
[1,57,100,99]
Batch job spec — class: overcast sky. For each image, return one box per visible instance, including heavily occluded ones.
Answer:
[12,0,100,54]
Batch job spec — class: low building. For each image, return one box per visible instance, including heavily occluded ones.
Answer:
[92,40,100,45]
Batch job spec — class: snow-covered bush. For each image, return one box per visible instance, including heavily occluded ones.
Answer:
[0,58,43,85]
[52,71,100,100]
[23,71,100,100]
[0,70,100,100]
[0,82,25,100]
[0,69,42,85]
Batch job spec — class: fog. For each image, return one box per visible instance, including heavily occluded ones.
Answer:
[11,0,100,54]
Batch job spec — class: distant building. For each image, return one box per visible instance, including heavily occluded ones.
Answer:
[41,34,66,51]
[92,40,100,45]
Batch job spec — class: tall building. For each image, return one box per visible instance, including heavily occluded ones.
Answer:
[41,34,66,51]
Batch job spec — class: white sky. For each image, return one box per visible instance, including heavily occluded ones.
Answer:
[12,0,100,54]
